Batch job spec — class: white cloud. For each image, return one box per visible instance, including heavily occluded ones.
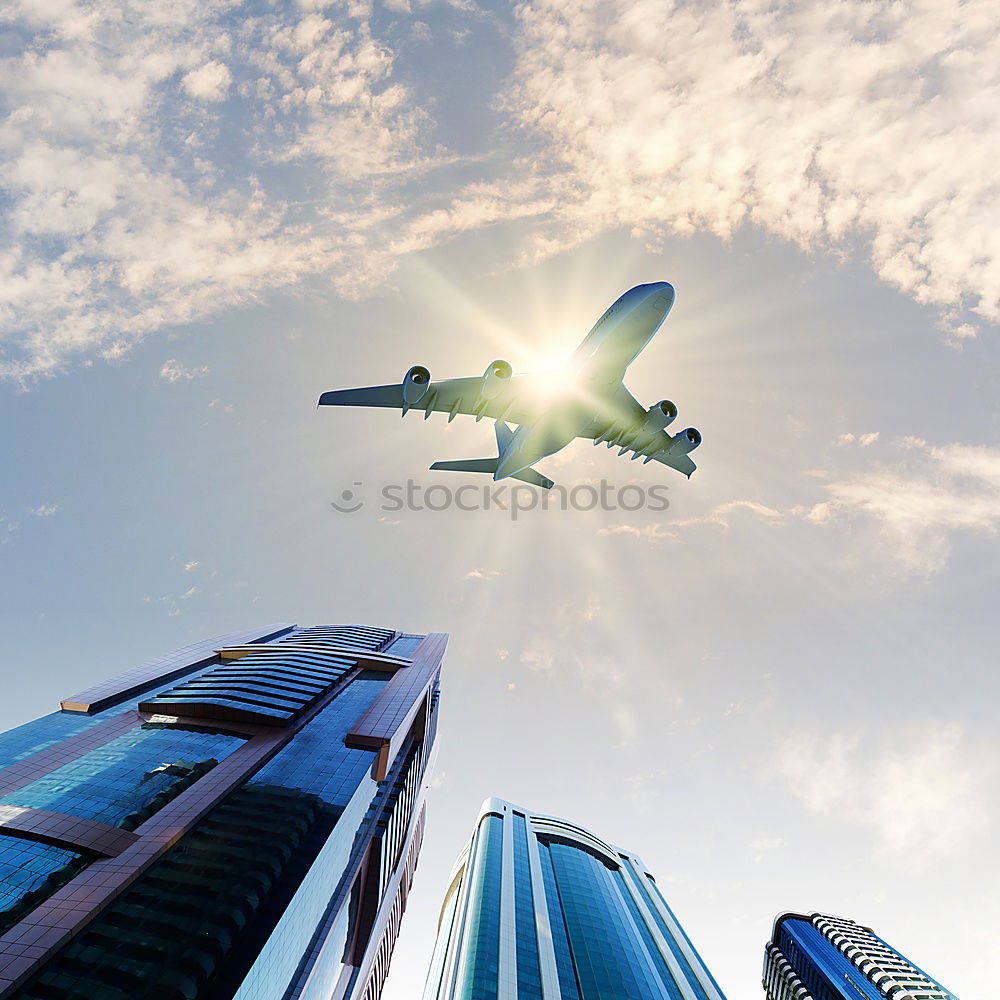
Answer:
[0,0,453,381]
[676,500,783,530]
[5,0,998,381]
[182,61,232,101]
[520,639,555,673]
[465,568,501,580]
[776,724,994,862]
[808,438,1000,574]
[159,359,209,382]
[28,503,60,517]
[599,522,677,543]
[183,560,199,572]
[0,513,18,541]
[504,0,1000,330]
[600,501,782,545]
[835,431,880,447]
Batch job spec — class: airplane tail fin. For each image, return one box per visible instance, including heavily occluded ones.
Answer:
[494,420,514,452]
[430,420,555,489]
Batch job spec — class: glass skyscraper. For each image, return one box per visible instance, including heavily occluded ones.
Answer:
[422,797,728,1000]
[0,621,446,1000]
[763,911,958,1000]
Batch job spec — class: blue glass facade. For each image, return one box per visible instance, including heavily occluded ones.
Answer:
[782,919,885,1000]
[544,840,665,999]
[763,913,957,1000]
[0,712,113,769]
[424,800,727,1000]
[248,674,389,807]
[511,814,543,1000]
[623,862,725,1000]
[537,840,582,1000]
[0,623,446,1000]
[0,838,87,934]
[456,814,503,1000]
[1,724,246,829]
[614,866,684,1000]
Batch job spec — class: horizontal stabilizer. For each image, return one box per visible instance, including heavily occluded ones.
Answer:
[429,458,499,474]
[510,467,554,490]
[430,458,554,489]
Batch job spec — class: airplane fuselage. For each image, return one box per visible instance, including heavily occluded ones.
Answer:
[494,282,675,480]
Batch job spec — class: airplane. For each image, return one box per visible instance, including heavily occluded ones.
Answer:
[318,281,701,489]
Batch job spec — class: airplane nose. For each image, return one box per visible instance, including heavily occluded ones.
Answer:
[651,282,675,314]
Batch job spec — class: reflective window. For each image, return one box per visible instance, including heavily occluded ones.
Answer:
[0,835,88,935]
[511,814,543,999]
[614,868,684,1000]
[248,674,388,806]
[456,814,502,1000]
[623,864,715,1000]
[385,635,424,657]
[0,712,118,771]
[1,724,246,830]
[544,840,666,999]
[537,840,581,1000]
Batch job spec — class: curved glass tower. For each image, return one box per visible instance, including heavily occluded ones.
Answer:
[423,797,728,1000]
[0,622,446,1000]
[763,911,958,1000]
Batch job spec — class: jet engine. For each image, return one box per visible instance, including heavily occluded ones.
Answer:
[668,427,702,455]
[480,359,513,400]
[402,365,431,405]
[644,399,678,432]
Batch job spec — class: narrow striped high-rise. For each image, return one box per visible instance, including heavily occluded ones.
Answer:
[423,797,728,1000]
[763,912,958,1000]
[0,622,446,1000]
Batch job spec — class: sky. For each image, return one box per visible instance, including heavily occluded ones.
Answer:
[1,0,998,998]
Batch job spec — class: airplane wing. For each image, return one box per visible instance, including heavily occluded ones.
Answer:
[318,376,541,426]
[581,388,698,478]
[648,449,697,478]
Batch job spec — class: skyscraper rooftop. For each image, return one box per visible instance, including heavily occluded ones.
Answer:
[763,911,958,1000]
[0,622,447,1000]
[423,796,728,1000]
